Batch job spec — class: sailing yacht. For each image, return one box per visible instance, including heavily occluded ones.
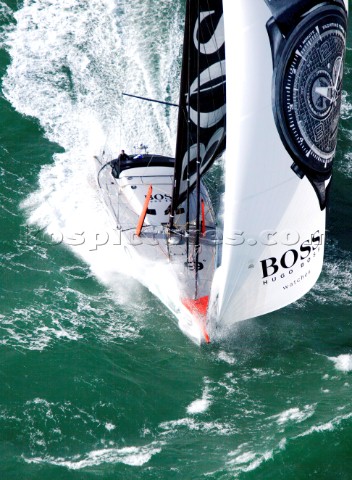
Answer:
[95,0,348,344]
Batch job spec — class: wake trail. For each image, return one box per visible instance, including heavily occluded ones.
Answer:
[2,0,183,303]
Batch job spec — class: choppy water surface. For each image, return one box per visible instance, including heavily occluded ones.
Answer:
[1,1,352,478]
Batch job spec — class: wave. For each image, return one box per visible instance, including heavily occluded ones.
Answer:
[186,386,212,415]
[215,350,237,365]
[24,442,163,469]
[159,417,236,436]
[311,247,352,306]
[268,404,316,426]
[226,438,287,475]
[0,0,184,345]
[341,90,352,120]
[0,272,143,351]
[2,0,181,153]
[296,411,352,438]
[289,239,352,309]
[0,1,14,48]
[225,409,352,476]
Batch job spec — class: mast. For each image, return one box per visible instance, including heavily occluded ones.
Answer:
[194,0,201,297]
[169,0,226,231]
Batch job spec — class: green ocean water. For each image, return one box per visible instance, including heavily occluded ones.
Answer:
[1,1,352,479]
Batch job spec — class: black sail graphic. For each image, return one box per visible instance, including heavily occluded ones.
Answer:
[171,0,226,213]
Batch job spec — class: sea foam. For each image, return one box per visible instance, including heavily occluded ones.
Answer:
[329,354,352,372]
[23,442,163,469]
[269,404,316,426]
[186,386,212,415]
[2,0,186,341]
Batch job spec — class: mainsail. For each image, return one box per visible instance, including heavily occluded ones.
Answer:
[170,0,226,216]
[209,0,348,337]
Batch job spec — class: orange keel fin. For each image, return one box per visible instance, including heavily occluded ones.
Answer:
[136,185,153,236]
[182,296,210,343]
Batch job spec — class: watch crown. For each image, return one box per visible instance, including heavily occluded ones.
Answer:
[291,162,305,179]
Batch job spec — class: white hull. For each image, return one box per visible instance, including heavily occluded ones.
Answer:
[95,154,219,344]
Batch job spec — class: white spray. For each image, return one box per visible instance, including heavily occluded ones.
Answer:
[2,0,183,305]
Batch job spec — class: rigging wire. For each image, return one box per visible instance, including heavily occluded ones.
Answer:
[185,0,192,266]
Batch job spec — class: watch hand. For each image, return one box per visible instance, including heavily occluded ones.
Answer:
[333,58,343,91]
[315,86,333,101]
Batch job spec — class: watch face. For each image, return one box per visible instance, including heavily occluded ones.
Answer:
[274,5,347,178]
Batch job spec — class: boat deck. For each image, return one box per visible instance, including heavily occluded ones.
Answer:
[95,154,220,342]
